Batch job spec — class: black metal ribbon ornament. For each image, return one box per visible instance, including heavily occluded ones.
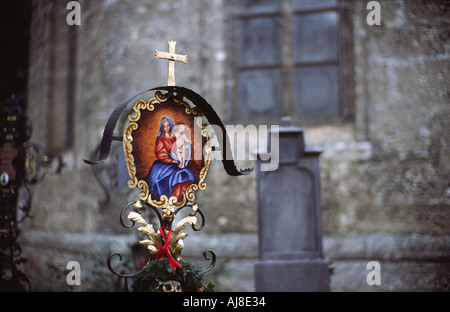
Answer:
[83,86,253,176]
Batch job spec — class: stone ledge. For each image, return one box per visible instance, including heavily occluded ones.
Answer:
[18,230,259,259]
[187,232,450,262]
[324,233,450,262]
[19,230,450,262]
[19,230,136,255]
[329,260,450,292]
[182,233,258,258]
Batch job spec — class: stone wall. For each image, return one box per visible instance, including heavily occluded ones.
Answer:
[318,0,450,236]
[313,0,450,291]
[20,0,449,291]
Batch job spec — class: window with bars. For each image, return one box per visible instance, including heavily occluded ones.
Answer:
[227,0,351,123]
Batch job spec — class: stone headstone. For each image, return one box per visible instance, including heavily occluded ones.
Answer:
[255,117,329,292]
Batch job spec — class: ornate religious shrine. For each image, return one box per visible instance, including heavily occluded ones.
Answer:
[84,41,251,292]
[0,95,63,291]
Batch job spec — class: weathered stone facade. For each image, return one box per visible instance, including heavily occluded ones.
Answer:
[18,0,449,291]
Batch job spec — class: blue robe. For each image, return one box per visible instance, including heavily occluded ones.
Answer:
[145,144,194,199]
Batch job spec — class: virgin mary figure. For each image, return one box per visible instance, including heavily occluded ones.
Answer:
[144,116,194,202]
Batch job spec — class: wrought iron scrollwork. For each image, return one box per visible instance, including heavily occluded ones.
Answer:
[91,143,134,210]
[24,142,63,184]
[107,252,138,292]
[120,202,138,228]
[107,252,138,279]
[200,249,216,274]
[107,199,216,291]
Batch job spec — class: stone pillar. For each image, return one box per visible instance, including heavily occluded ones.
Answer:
[255,118,329,292]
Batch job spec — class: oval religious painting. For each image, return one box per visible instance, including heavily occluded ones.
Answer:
[123,91,211,208]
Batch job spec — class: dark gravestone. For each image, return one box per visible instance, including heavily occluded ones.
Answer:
[255,118,329,291]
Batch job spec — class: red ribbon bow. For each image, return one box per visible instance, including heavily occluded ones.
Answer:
[156,226,182,269]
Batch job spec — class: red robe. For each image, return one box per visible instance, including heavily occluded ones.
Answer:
[155,134,176,164]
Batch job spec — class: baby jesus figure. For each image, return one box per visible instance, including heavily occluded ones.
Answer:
[172,123,191,169]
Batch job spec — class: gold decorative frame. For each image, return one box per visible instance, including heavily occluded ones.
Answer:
[123,91,211,209]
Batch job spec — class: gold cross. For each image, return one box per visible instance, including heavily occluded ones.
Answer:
[155,41,188,86]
